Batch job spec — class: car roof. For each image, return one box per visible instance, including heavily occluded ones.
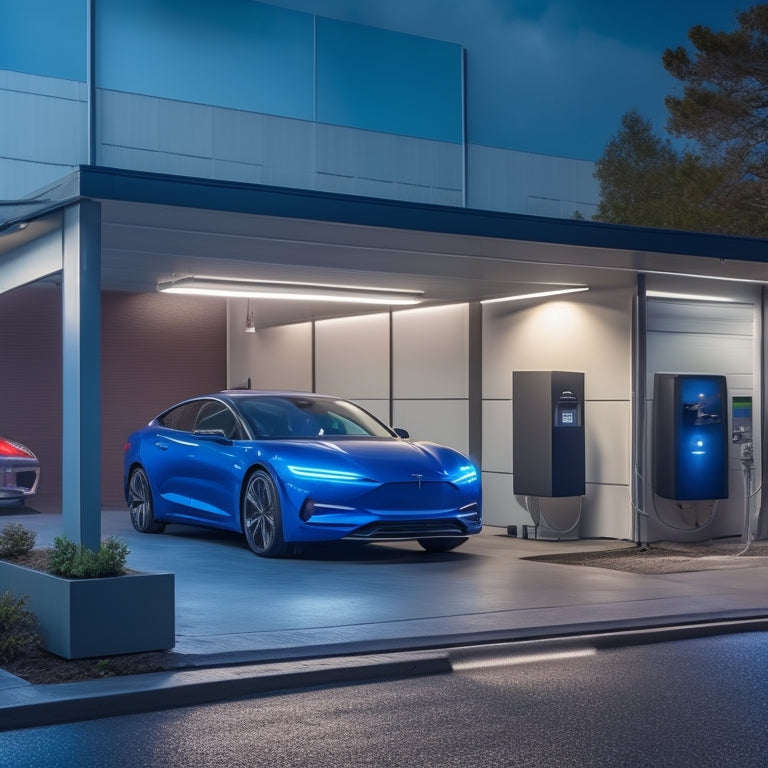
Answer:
[217,390,337,399]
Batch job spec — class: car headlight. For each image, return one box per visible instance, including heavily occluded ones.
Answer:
[451,464,478,485]
[286,465,367,483]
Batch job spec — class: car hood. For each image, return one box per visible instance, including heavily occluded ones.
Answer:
[276,438,469,482]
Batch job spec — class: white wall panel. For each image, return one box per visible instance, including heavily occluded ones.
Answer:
[467,144,599,219]
[356,131,396,180]
[0,72,86,197]
[156,99,213,156]
[213,109,266,165]
[314,314,390,398]
[0,158,77,199]
[579,484,633,540]
[314,123,462,202]
[430,186,464,206]
[393,182,432,204]
[262,116,314,187]
[211,159,263,185]
[98,145,215,179]
[646,335,752,384]
[482,399,512,474]
[0,70,84,99]
[393,304,469,398]
[483,290,632,401]
[481,472,527,528]
[525,196,564,218]
[431,141,464,190]
[393,399,468,455]
[585,401,630,486]
[347,398,390,426]
[0,89,86,164]
[4,81,595,217]
[315,172,355,195]
[315,123,356,177]
[354,177,396,199]
[242,323,313,392]
[98,91,160,149]
[647,300,753,335]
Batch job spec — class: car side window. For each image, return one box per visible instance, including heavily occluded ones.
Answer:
[194,400,241,440]
[157,401,206,432]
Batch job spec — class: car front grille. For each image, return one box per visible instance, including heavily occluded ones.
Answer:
[361,481,463,512]
[345,519,468,540]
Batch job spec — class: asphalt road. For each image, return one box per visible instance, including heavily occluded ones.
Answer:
[3,631,768,767]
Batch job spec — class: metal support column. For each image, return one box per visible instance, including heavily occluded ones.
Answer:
[632,273,648,546]
[62,201,102,550]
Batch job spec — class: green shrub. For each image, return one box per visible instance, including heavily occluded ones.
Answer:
[0,523,36,558]
[0,591,40,663]
[49,536,129,579]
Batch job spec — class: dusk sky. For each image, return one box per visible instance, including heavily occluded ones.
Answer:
[263,0,747,160]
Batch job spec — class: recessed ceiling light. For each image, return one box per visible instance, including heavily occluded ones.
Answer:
[158,276,424,306]
[481,287,589,305]
[646,290,736,303]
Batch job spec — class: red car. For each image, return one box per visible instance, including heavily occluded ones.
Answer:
[0,437,40,505]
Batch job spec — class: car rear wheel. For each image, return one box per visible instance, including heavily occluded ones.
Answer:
[418,536,468,553]
[128,467,165,533]
[242,469,288,557]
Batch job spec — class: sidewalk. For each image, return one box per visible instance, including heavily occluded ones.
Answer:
[3,507,768,730]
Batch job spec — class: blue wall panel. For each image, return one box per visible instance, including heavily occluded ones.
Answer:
[97,0,314,120]
[0,0,86,81]
[316,18,462,144]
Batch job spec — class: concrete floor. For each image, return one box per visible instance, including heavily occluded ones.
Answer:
[4,503,768,664]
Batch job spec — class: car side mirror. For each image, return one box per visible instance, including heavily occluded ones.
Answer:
[393,427,410,439]
[194,428,232,444]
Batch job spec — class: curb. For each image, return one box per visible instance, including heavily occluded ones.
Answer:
[4,612,768,732]
[0,650,451,732]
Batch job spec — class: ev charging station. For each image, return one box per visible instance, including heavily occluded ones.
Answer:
[512,371,585,540]
[650,373,758,541]
[652,374,729,502]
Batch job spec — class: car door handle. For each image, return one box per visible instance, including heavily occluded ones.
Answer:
[154,441,169,451]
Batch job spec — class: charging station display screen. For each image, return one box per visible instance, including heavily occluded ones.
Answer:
[732,396,752,421]
[680,378,722,428]
[554,390,581,427]
[676,376,727,499]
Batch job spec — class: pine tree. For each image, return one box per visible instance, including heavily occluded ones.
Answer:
[594,5,768,237]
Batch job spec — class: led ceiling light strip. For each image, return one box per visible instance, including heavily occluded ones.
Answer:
[481,286,589,304]
[158,276,424,306]
[646,290,737,303]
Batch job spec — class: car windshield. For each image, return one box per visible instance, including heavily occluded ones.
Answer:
[237,396,395,439]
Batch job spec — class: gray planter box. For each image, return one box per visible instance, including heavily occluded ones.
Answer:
[0,561,175,659]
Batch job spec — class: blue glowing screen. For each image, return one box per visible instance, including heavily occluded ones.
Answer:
[676,376,727,500]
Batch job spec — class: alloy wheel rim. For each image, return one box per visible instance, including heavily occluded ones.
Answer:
[245,475,275,552]
[129,471,149,529]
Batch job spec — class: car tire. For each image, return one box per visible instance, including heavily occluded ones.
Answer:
[128,467,166,534]
[242,468,289,557]
[417,537,468,553]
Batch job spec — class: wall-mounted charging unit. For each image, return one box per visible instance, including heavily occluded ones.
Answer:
[732,396,753,452]
[732,395,754,543]
[652,373,728,501]
[513,371,585,497]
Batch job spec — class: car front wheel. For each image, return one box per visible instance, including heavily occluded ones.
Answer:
[418,536,468,553]
[242,469,288,557]
[128,467,165,533]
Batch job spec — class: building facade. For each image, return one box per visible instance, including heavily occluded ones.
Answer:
[1,0,765,546]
